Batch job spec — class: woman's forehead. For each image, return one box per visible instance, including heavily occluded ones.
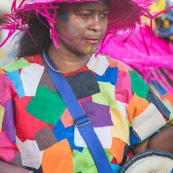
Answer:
[59,0,109,11]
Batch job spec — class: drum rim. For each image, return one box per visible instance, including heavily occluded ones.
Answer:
[120,150,173,173]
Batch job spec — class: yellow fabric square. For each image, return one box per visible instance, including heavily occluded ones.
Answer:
[0,105,4,131]
[110,108,129,144]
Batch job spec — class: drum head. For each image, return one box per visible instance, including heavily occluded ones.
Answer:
[120,150,173,173]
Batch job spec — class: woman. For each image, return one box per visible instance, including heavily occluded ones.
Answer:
[0,0,173,173]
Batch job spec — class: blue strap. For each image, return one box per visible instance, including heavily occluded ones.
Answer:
[41,52,113,173]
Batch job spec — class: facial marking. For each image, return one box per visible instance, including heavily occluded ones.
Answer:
[60,11,69,22]
[83,45,97,54]
[78,40,97,54]
[67,21,84,37]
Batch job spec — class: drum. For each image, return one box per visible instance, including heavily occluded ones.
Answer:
[120,150,173,173]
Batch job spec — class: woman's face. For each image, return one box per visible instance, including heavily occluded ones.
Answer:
[55,0,109,55]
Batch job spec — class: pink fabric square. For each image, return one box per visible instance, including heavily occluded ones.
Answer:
[61,109,74,128]
[0,131,15,162]
[0,75,15,103]
[115,70,133,104]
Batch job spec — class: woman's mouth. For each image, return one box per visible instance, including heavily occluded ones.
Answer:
[85,39,100,44]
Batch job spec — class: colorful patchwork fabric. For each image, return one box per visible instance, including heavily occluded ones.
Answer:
[150,81,173,118]
[0,54,172,173]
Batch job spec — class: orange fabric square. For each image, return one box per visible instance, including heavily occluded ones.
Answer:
[161,93,173,107]
[126,94,149,125]
[0,69,4,74]
[42,139,73,173]
[107,137,125,164]
[106,56,131,72]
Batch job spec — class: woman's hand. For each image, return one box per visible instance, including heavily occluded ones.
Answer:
[0,160,30,173]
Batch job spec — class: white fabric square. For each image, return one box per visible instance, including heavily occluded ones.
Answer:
[74,126,112,149]
[87,54,109,76]
[16,137,43,169]
[117,101,128,118]
[132,103,166,140]
[163,100,173,113]
[20,63,44,96]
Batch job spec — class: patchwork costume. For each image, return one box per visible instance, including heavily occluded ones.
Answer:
[0,53,172,173]
[1,0,173,172]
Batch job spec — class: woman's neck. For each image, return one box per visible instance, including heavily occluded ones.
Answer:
[48,43,91,73]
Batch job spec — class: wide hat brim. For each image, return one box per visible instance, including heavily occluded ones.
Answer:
[0,0,153,48]
[15,0,148,32]
[120,150,173,173]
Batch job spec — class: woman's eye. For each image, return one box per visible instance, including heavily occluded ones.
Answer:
[80,14,91,18]
[100,13,108,18]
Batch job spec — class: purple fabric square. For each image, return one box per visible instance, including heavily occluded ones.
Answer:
[2,98,15,142]
[81,99,113,127]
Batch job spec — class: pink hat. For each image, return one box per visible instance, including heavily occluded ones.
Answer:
[0,0,154,48]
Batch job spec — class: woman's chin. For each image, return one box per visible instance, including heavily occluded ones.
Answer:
[81,45,98,55]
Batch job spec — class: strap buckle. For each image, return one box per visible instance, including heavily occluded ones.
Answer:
[74,115,91,128]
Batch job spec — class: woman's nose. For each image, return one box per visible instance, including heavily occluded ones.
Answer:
[89,15,102,32]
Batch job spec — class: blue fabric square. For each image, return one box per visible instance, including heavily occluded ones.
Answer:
[53,120,83,152]
[6,70,25,98]
[111,164,121,173]
[96,67,118,85]
[151,81,167,96]
[130,128,141,146]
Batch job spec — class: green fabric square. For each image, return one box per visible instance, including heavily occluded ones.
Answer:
[92,82,118,109]
[129,71,149,99]
[127,120,131,127]
[1,58,30,71]
[26,85,66,125]
[72,148,113,173]
[165,113,173,126]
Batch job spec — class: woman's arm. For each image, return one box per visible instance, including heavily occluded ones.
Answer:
[0,75,31,173]
[0,160,31,173]
[132,126,173,155]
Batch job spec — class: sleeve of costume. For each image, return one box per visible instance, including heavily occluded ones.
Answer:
[126,70,173,146]
[0,73,20,165]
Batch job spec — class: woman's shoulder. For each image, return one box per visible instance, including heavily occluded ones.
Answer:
[0,54,43,72]
[0,55,44,98]
[98,53,133,72]
[24,54,44,66]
